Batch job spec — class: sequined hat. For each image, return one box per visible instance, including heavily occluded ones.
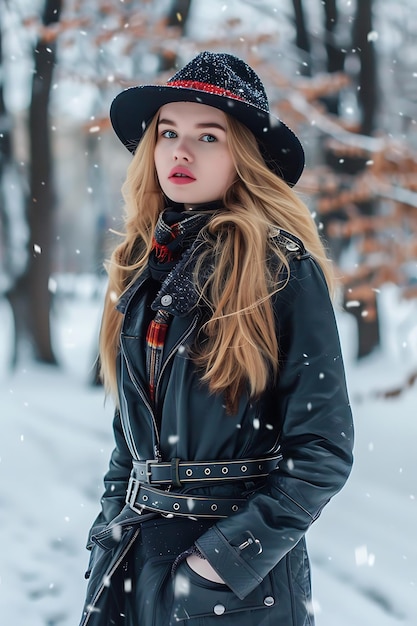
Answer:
[110,51,305,186]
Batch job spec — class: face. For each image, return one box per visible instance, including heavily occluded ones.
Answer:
[154,101,236,208]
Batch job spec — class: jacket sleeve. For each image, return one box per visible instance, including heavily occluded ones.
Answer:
[86,408,133,549]
[195,255,354,599]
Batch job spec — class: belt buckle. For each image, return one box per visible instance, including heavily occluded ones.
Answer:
[126,476,142,514]
[145,459,154,483]
[125,475,134,504]
[237,531,263,555]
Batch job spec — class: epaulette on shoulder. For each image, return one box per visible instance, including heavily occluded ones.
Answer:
[269,228,309,259]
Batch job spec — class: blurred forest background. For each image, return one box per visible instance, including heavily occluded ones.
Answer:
[0,0,416,393]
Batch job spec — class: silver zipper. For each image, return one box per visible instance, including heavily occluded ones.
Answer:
[120,339,161,458]
[82,527,141,626]
[155,314,199,407]
[119,373,141,460]
[120,313,198,461]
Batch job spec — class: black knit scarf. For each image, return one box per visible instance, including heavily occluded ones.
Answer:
[145,201,220,409]
[147,202,221,282]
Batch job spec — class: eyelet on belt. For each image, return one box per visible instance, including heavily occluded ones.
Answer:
[240,465,247,473]
[221,467,229,474]
[211,504,218,511]
[185,468,193,476]
[231,505,239,512]
[142,495,148,502]
[172,503,180,511]
[204,468,211,475]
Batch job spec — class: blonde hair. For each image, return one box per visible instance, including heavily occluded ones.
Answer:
[99,112,333,413]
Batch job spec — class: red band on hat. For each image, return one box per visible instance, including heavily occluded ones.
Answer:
[167,80,245,101]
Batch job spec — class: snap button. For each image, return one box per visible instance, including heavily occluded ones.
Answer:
[286,241,299,252]
[161,294,173,306]
[213,604,225,615]
[264,596,275,607]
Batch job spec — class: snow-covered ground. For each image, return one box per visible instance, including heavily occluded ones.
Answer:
[0,285,416,626]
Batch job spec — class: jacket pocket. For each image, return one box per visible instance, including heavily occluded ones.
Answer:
[91,506,157,550]
[85,522,107,579]
[80,527,141,626]
[171,559,276,623]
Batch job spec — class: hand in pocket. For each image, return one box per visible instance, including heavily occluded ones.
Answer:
[186,554,226,584]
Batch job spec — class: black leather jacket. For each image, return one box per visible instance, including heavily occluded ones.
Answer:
[81,231,353,625]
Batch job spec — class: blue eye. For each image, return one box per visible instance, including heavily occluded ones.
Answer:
[201,134,217,143]
[161,130,177,139]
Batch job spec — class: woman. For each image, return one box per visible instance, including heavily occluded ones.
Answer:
[80,51,353,626]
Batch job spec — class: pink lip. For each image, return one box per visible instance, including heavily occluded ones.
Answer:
[168,166,196,184]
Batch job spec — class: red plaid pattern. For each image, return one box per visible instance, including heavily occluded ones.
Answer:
[146,309,170,404]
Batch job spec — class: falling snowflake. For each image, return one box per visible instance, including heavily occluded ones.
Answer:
[112,524,122,541]
[174,572,190,597]
[355,545,375,567]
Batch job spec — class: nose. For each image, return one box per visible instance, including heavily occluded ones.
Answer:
[173,138,193,162]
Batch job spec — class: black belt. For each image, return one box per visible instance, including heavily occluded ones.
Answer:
[131,453,282,487]
[126,481,248,519]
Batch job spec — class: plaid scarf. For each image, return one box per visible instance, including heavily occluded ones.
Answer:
[145,207,213,406]
[146,308,170,404]
[148,209,210,281]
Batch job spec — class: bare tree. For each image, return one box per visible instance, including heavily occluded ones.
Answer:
[1,2,27,366]
[7,0,62,364]
[291,0,380,359]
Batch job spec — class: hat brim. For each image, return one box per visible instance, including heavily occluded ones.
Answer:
[110,85,305,186]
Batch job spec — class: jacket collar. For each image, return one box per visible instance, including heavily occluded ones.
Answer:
[151,237,209,317]
[116,236,210,318]
[116,227,307,317]
[115,269,150,314]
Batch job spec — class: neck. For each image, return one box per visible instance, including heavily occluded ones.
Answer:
[182,199,224,212]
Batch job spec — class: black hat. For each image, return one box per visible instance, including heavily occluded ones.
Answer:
[110,51,305,186]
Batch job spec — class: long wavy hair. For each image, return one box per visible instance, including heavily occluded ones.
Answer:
[99,111,333,413]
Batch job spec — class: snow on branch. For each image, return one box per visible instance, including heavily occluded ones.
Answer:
[288,92,386,152]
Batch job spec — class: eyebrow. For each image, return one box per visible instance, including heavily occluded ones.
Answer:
[158,118,226,132]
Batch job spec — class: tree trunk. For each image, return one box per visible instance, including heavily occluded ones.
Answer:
[0,10,13,284]
[291,0,312,76]
[352,0,377,135]
[159,0,193,71]
[321,0,346,114]
[8,0,62,364]
[1,5,22,366]
[344,0,379,358]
